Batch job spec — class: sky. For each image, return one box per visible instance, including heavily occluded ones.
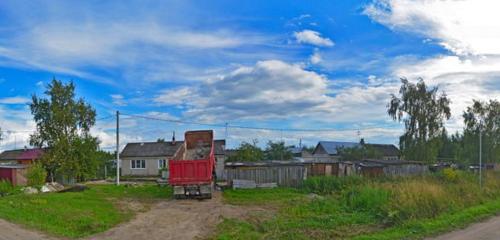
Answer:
[0,0,499,151]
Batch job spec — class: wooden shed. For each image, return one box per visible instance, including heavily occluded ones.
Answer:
[0,165,28,186]
[304,160,339,177]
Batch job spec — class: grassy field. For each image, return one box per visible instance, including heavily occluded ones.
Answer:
[214,171,500,240]
[0,184,172,238]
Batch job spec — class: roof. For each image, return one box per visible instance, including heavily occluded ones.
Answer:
[121,139,227,158]
[316,141,360,155]
[120,141,184,158]
[366,144,400,156]
[0,149,24,161]
[17,149,45,160]
[0,148,45,161]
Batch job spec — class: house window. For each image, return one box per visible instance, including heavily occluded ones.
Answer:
[131,160,146,169]
[158,159,167,169]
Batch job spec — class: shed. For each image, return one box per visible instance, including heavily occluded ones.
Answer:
[0,149,24,165]
[0,165,29,186]
[303,159,339,176]
[17,148,45,165]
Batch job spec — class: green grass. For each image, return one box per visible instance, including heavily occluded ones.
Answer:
[0,184,172,238]
[214,172,500,240]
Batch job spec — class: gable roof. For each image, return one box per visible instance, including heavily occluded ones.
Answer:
[17,148,45,160]
[120,141,184,158]
[366,144,400,156]
[0,149,24,161]
[0,148,46,161]
[121,139,227,158]
[315,141,360,155]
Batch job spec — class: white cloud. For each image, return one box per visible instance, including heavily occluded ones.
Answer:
[294,30,334,47]
[110,94,127,106]
[0,96,30,104]
[364,0,500,56]
[154,60,398,124]
[365,0,500,133]
[310,49,322,64]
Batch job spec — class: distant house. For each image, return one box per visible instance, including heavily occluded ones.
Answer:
[120,141,184,177]
[0,148,45,165]
[312,141,400,161]
[120,139,226,177]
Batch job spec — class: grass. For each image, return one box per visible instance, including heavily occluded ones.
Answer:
[214,171,500,240]
[0,184,172,238]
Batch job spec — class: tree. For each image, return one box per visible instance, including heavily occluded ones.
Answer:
[265,141,293,160]
[226,140,264,162]
[157,138,165,142]
[388,78,451,162]
[30,79,99,181]
[460,100,500,163]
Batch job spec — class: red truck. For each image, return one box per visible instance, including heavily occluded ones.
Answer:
[168,130,215,199]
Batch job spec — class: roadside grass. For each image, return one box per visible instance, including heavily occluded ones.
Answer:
[214,171,500,240]
[0,184,172,238]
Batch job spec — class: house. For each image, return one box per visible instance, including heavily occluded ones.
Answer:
[312,141,400,161]
[120,141,184,177]
[288,146,314,161]
[0,148,45,165]
[120,139,226,177]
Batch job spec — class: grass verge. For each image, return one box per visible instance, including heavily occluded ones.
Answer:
[214,172,500,239]
[0,184,172,238]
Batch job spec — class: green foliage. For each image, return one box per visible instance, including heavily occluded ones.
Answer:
[30,79,99,181]
[26,162,47,187]
[441,168,459,182]
[300,176,365,195]
[227,140,264,162]
[0,180,14,197]
[388,78,451,162]
[215,173,500,240]
[0,184,172,238]
[265,141,293,160]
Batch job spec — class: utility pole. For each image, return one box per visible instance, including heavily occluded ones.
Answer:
[479,127,482,189]
[116,111,120,186]
[225,122,228,143]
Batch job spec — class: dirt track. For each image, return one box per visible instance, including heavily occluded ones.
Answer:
[87,191,253,240]
[430,215,500,240]
[0,192,256,240]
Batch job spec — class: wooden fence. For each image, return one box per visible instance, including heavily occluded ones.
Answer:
[225,163,307,187]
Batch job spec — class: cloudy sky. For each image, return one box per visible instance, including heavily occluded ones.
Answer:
[0,0,499,151]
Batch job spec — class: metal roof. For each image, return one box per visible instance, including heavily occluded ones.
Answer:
[317,141,360,155]
[121,139,226,158]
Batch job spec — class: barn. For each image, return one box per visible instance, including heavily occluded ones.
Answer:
[0,165,29,186]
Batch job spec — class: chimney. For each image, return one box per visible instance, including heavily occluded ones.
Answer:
[172,131,176,145]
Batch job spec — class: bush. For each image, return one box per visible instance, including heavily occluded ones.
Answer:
[442,168,460,182]
[301,176,365,195]
[0,180,14,196]
[27,162,47,187]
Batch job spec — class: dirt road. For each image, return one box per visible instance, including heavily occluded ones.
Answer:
[0,219,55,240]
[431,215,500,240]
[0,192,258,240]
[87,192,255,240]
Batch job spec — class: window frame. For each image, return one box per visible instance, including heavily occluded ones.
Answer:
[131,159,146,169]
[158,159,167,169]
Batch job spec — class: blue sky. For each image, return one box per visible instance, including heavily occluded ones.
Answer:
[0,0,499,150]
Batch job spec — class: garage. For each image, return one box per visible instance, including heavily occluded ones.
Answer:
[0,165,28,186]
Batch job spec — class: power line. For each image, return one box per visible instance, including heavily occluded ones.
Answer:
[120,112,398,133]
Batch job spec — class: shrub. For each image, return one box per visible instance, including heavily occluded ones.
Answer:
[0,180,14,196]
[442,168,459,182]
[27,162,47,187]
